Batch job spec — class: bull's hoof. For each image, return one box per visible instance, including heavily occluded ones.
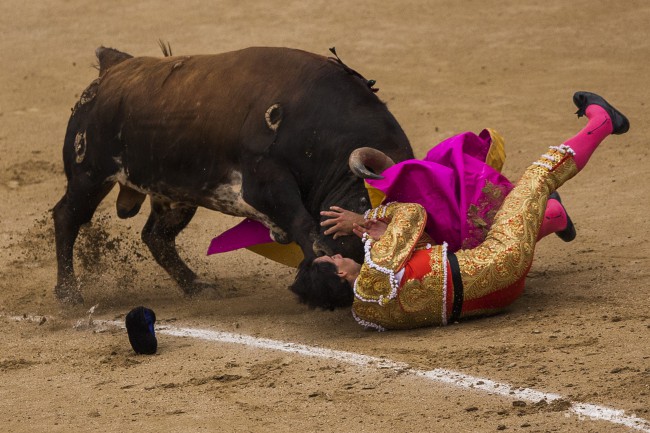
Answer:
[180,278,217,297]
[270,230,291,245]
[54,283,84,305]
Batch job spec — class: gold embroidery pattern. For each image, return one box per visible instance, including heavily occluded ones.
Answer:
[398,245,446,314]
[464,180,509,249]
[354,203,428,303]
[354,266,394,302]
[370,203,427,270]
[353,245,447,330]
[353,289,439,330]
[457,149,578,301]
[545,154,579,192]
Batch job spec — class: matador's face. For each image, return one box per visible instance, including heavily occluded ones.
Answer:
[314,254,360,278]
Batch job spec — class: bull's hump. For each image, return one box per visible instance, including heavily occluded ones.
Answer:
[97,47,335,119]
[104,47,330,80]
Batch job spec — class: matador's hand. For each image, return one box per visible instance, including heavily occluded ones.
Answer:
[353,219,388,241]
[320,206,366,239]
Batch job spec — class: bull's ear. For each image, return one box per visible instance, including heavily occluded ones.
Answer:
[95,46,133,77]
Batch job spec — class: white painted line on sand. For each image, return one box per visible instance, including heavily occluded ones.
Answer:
[6,313,650,432]
[156,324,650,433]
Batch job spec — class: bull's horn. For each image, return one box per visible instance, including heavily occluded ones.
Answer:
[348,147,395,180]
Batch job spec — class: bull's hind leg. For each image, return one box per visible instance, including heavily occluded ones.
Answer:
[141,199,208,295]
[53,176,115,303]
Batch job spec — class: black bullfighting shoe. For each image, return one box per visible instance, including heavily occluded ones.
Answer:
[549,191,576,242]
[125,306,157,355]
[573,91,630,135]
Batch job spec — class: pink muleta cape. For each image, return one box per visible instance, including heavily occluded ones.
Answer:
[207,129,513,264]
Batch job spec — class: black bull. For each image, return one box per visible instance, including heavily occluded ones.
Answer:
[53,46,414,306]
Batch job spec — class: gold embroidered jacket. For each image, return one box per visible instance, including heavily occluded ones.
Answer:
[352,203,450,330]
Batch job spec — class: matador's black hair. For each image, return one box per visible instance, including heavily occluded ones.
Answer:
[289,258,354,310]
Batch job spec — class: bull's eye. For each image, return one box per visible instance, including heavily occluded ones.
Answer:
[359,197,368,207]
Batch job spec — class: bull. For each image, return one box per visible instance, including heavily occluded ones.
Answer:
[53,46,414,308]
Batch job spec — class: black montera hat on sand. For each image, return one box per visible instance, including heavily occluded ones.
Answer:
[125,306,157,355]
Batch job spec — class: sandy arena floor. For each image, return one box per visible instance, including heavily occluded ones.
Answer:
[1,0,649,432]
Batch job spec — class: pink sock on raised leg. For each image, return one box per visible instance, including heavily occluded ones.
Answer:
[537,198,568,240]
[563,105,613,171]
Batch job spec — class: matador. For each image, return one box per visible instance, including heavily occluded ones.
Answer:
[291,91,629,330]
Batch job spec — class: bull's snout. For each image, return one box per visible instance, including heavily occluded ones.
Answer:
[312,236,335,257]
[312,233,364,263]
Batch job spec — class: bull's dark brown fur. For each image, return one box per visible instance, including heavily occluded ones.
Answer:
[53,46,413,307]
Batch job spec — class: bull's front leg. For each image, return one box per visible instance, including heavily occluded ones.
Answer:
[241,158,358,309]
[241,159,322,263]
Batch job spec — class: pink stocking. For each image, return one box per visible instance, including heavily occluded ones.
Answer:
[563,105,613,171]
[537,198,567,240]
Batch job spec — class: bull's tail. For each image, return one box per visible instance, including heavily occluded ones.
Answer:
[68,46,146,219]
[95,46,133,77]
[61,47,127,180]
